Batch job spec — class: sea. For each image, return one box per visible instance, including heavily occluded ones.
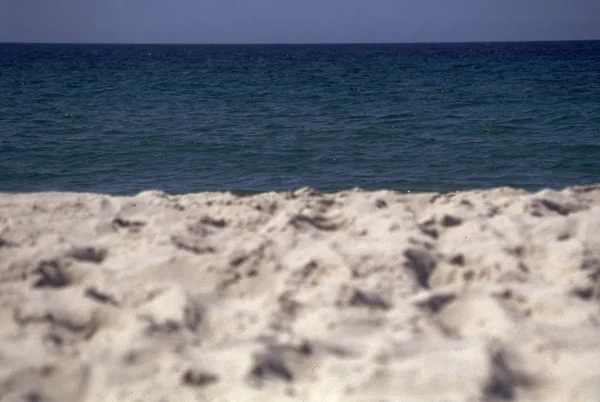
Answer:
[1,41,599,195]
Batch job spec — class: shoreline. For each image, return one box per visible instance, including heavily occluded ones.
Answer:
[2,181,595,198]
[1,184,600,401]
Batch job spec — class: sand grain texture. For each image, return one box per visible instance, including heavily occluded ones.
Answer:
[1,186,600,401]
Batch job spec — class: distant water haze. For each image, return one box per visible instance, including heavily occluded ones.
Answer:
[1,0,599,44]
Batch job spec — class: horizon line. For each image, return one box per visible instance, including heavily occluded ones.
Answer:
[1,38,599,46]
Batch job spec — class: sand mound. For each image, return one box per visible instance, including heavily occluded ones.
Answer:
[1,185,600,401]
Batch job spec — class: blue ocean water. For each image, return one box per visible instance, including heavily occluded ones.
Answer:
[1,41,599,195]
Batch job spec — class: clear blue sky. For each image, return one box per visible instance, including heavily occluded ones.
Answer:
[1,0,599,44]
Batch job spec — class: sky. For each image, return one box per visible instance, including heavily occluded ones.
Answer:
[1,0,599,44]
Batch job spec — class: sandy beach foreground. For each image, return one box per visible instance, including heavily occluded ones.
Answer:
[1,185,600,402]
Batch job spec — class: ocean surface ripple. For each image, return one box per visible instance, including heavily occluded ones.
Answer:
[1,41,599,194]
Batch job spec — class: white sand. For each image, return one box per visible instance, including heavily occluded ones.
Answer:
[1,185,600,401]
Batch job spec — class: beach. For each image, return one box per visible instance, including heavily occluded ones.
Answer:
[1,185,600,401]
